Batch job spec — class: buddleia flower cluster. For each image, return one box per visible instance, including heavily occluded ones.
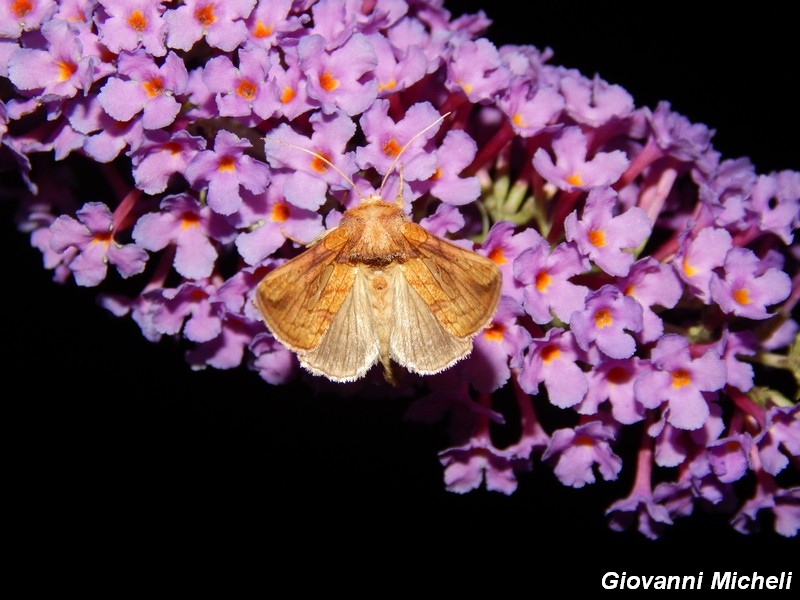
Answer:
[2,0,798,538]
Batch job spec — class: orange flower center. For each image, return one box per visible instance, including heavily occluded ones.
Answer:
[575,435,594,446]
[280,86,295,104]
[319,71,339,92]
[142,77,164,97]
[488,247,506,265]
[310,152,332,173]
[377,78,396,92]
[671,368,691,388]
[733,288,750,305]
[181,212,201,229]
[217,156,236,171]
[382,138,401,157]
[566,173,583,186]
[682,258,697,277]
[128,9,147,32]
[236,79,257,100]
[483,323,505,342]
[194,4,216,27]
[588,229,606,248]
[12,0,32,18]
[93,231,113,244]
[57,60,77,82]
[271,202,290,222]
[541,345,560,363]
[535,271,551,292]
[253,20,273,38]
[594,308,612,328]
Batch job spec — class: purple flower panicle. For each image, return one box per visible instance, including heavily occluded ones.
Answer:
[5,0,798,539]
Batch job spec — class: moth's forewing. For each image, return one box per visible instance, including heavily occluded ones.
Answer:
[390,268,473,374]
[255,227,354,352]
[399,222,502,338]
[299,270,381,381]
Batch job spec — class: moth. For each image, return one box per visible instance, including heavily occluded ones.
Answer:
[255,114,502,384]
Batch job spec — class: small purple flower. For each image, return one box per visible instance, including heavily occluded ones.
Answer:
[131,130,207,195]
[446,38,510,103]
[749,171,800,244]
[543,421,623,488]
[245,0,308,49]
[709,247,792,320]
[732,475,799,538]
[250,332,298,385]
[498,81,564,138]
[164,0,255,52]
[518,328,588,409]
[186,315,257,370]
[96,0,168,57]
[234,187,324,266]
[185,130,269,216]
[97,50,188,129]
[756,406,800,477]
[570,285,643,360]
[532,127,629,192]
[469,297,531,393]
[439,437,519,495]
[514,239,590,325]
[418,202,464,237]
[607,490,673,541]
[648,403,725,468]
[356,100,441,182]
[369,32,428,97]
[482,221,543,304]
[268,60,314,121]
[8,19,97,101]
[560,72,634,127]
[578,357,647,425]
[264,110,356,210]
[0,0,56,39]
[708,433,753,483]
[132,194,235,280]
[635,335,727,431]
[150,281,224,343]
[647,101,714,162]
[616,258,683,343]
[565,186,651,277]
[674,225,732,303]
[438,391,521,495]
[203,47,280,120]
[298,32,378,116]
[416,129,481,206]
[49,202,148,287]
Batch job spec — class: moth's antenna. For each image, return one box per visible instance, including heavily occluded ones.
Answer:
[378,111,450,196]
[265,138,365,202]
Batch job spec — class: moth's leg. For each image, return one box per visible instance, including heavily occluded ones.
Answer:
[381,355,397,387]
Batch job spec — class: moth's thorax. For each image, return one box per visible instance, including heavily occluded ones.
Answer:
[336,197,422,266]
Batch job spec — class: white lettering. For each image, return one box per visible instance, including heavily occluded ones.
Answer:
[627,575,641,590]
[682,574,698,589]
[751,572,765,589]
[602,572,618,590]
[738,575,750,589]
[766,576,778,590]
[712,572,732,589]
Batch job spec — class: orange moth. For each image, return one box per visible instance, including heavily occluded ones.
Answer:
[255,114,502,384]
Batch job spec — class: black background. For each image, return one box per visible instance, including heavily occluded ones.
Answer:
[6,1,797,584]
